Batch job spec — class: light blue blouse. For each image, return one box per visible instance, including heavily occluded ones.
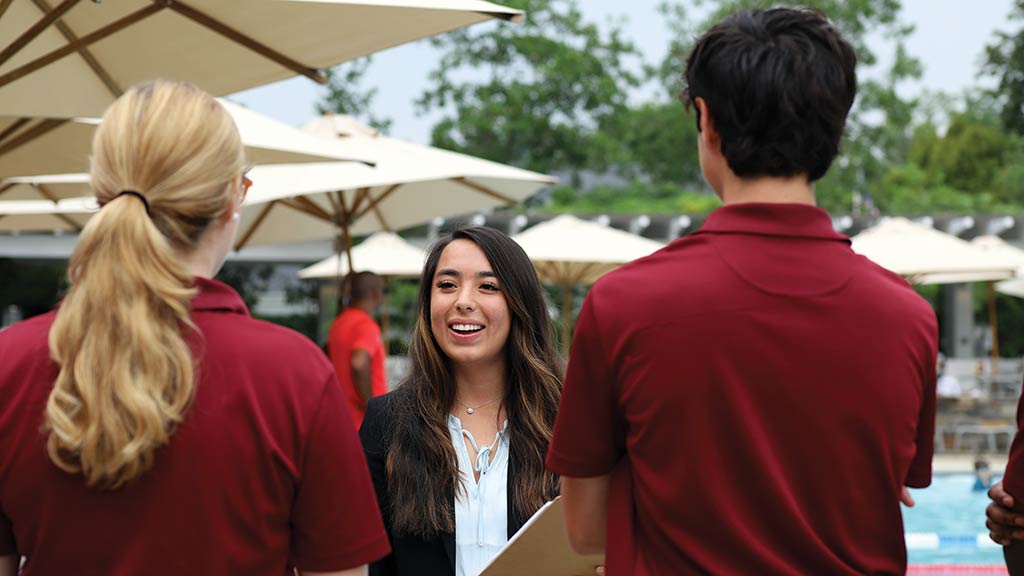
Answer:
[447,415,509,576]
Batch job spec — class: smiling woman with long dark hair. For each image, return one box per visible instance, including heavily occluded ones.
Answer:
[359,226,562,576]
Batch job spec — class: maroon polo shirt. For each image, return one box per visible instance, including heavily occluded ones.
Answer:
[0,277,389,575]
[547,203,937,575]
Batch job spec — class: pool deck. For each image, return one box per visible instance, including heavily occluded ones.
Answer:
[934,454,1008,474]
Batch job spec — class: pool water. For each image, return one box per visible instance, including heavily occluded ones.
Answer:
[904,474,1002,565]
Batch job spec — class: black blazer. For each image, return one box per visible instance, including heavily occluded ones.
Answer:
[360,393,532,576]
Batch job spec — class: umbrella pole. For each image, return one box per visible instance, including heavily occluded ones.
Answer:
[989,281,1000,377]
[333,232,345,313]
[562,283,572,354]
[341,215,355,274]
[334,198,356,314]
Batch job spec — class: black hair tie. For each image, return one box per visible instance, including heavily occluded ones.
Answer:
[114,190,151,216]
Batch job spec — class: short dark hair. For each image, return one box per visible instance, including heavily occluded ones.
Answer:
[349,271,382,301]
[683,7,857,182]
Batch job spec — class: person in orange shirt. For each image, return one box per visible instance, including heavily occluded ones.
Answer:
[329,271,388,428]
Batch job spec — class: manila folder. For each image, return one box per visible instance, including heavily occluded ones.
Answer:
[479,496,604,576]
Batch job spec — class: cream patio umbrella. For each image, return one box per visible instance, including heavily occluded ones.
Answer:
[298,231,424,280]
[0,131,558,236]
[298,230,425,340]
[232,118,557,271]
[997,278,1024,299]
[852,221,1021,374]
[0,100,373,180]
[511,214,665,351]
[993,234,1024,300]
[0,0,523,119]
[850,218,1017,281]
[0,173,89,202]
[0,195,96,232]
[924,235,1024,372]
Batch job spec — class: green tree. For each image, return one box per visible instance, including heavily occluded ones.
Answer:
[928,113,1006,195]
[907,121,940,168]
[417,0,642,177]
[590,2,704,189]
[595,102,702,187]
[872,163,981,213]
[547,182,720,214]
[990,294,1024,358]
[0,259,66,320]
[215,263,275,311]
[982,0,1024,136]
[995,136,1024,205]
[870,112,1018,215]
[316,57,392,132]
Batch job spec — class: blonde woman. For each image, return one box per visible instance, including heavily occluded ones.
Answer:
[0,81,388,576]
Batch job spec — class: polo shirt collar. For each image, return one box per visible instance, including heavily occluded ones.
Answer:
[697,202,849,243]
[192,276,249,315]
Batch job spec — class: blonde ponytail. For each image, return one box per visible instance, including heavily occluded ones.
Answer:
[46,80,246,488]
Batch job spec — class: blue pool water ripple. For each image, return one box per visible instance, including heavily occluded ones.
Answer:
[903,474,1002,564]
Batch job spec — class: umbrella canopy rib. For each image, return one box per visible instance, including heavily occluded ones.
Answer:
[32,0,122,96]
[324,188,341,216]
[0,118,66,156]
[36,183,81,229]
[369,199,391,232]
[166,1,326,84]
[33,182,60,203]
[0,117,29,144]
[349,187,370,217]
[353,184,402,220]
[334,190,345,218]
[531,261,557,282]
[235,201,275,250]
[0,0,81,67]
[279,196,331,222]
[472,9,520,22]
[450,177,516,204]
[0,3,164,89]
[48,208,81,230]
[570,262,597,285]
[0,0,15,20]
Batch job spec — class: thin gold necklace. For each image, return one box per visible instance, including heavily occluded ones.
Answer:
[455,394,503,415]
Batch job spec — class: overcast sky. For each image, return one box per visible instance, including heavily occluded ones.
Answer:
[230,0,1017,144]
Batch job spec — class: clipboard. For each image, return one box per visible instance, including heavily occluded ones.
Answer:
[479,496,604,576]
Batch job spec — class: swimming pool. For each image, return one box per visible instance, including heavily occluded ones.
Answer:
[904,473,1002,566]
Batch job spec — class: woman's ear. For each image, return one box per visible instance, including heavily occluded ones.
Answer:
[220,180,242,225]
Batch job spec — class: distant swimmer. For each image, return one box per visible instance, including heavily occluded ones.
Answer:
[975,458,1002,491]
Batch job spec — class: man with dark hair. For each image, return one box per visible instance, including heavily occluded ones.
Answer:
[546,8,937,574]
[329,271,388,428]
